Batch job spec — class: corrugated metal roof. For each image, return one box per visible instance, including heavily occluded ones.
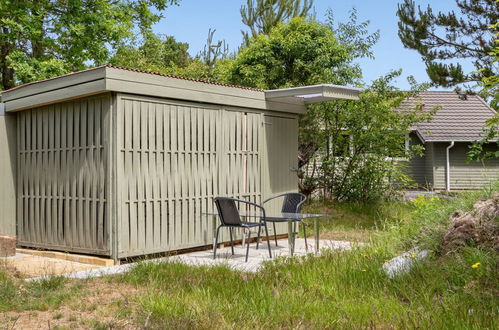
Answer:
[1,64,263,93]
[401,91,496,142]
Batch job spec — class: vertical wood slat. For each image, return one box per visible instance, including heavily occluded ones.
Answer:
[131,100,139,251]
[17,112,25,242]
[17,95,110,255]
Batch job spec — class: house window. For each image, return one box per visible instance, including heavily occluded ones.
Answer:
[386,133,410,160]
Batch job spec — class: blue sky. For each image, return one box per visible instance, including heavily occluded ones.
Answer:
[152,0,468,89]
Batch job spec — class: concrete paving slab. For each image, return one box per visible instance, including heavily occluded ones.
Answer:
[25,238,357,281]
[172,238,355,272]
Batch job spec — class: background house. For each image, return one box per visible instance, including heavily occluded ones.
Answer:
[406,91,498,190]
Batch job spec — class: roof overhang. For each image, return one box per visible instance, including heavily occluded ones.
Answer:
[265,84,362,104]
[1,67,361,114]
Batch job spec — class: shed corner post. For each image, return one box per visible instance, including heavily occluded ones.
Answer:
[110,92,120,263]
[0,106,18,255]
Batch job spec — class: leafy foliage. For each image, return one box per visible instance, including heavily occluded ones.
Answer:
[302,71,435,201]
[221,17,361,89]
[468,114,499,161]
[468,20,499,161]
[326,8,380,61]
[0,0,179,90]
[223,16,432,201]
[111,33,190,71]
[397,0,498,98]
[240,0,313,45]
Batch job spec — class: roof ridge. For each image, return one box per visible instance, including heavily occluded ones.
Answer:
[1,64,264,94]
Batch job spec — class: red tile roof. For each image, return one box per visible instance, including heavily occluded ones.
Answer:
[2,64,263,93]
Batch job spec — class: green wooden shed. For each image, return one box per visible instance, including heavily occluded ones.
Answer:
[0,65,360,260]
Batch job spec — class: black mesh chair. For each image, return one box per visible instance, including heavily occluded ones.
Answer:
[213,197,272,262]
[261,193,307,250]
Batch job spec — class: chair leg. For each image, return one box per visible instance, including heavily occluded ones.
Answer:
[264,222,272,259]
[273,222,278,246]
[292,221,297,255]
[213,225,222,259]
[302,222,308,252]
[256,225,262,249]
[245,228,252,262]
[229,227,235,255]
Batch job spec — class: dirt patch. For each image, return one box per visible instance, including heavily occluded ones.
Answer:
[0,236,16,257]
[0,278,143,329]
[1,254,101,279]
[320,230,370,242]
[441,193,499,253]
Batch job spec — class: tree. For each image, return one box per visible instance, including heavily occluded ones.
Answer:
[222,17,359,89]
[198,29,229,69]
[240,0,313,44]
[306,71,434,201]
[222,15,378,163]
[468,21,499,161]
[111,33,190,72]
[224,17,421,201]
[0,0,179,90]
[397,0,498,98]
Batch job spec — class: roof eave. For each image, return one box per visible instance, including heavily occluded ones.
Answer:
[264,84,362,104]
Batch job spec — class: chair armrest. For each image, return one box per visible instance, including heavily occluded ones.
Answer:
[262,193,289,205]
[218,197,266,219]
[296,196,307,212]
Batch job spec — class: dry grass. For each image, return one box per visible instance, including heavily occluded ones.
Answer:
[0,274,142,329]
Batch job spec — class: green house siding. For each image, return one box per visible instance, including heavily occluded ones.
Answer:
[407,132,428,186]
[432,142,499,190]
[408,141,499,190]
[424,142,435,187]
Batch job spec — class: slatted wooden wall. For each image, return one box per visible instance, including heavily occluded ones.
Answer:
[15,91,298,259]
[116,95,266,257]
[219,110,262,203]
[17,94,111,255]
[261,115,300,233]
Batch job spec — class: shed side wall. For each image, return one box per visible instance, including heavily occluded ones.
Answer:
[17,94,112,255]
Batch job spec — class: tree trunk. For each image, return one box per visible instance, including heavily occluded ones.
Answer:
[0,28,14,90]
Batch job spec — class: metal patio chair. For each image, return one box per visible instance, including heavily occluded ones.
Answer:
[213,197,272,262]
[261,193,308,250]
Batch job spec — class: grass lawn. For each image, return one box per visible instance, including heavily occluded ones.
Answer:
[1,185,497,329]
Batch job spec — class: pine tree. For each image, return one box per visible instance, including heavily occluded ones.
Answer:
[397,0,498,93]
[240,0,313,44]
